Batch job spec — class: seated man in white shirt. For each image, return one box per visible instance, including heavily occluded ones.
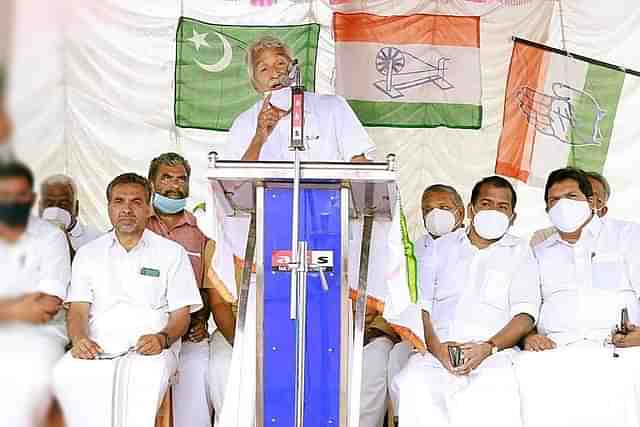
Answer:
[0,161,71,427]
[517,167,640,427]
[39,174,101,255]
[385,184,466,419]
[395,176,540,427]
[52,173,203,427]
[530,170,610,246]
[225,35,374,162]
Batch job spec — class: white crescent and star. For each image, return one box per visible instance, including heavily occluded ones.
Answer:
[187,28,233,73]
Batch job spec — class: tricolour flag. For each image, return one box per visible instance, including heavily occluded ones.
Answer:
[175,18,320,131]
[496,38,626,186]
[333,12,482,129]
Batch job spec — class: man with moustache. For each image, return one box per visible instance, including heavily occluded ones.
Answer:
[53,173,202,427]
[147,153,235,427]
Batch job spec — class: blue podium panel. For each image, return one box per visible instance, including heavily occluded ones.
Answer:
[263,185,342,427]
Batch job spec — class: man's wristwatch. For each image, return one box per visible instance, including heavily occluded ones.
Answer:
[158,332,170,349]
[487,339,499,356]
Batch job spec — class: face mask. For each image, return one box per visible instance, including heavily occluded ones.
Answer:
[472,209,510,240]
[0,200,32,228]
[266,86,292,111]
[153,193,187,215]
[424,208,456,237]
[42,206,72,230]
[548,198,592,233]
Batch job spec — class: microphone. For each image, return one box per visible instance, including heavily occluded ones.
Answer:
[276,59,300,88]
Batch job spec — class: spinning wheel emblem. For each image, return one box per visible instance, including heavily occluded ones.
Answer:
[376,47,406,75]
[372,46,454,99]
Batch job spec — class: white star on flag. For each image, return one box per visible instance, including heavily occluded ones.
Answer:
[187,29,210,51]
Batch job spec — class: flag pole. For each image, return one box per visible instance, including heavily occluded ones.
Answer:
[511,36,640,77]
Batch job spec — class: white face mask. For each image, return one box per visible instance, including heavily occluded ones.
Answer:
[265,86,292,111]
[548,198,592,233]
[42,206,72,230]
[424,208,456,237]
[472,209,511,240]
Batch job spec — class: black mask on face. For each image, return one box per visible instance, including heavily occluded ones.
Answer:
[0,200,33,228]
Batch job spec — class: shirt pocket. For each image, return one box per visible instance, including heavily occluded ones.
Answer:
[592,254,628,291]
[135,269,167,308]
[482,269,510,311]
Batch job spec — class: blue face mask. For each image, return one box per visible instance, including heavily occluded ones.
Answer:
[153,193,187,214]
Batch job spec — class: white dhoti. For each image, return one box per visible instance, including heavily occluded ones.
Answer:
[396,350,522,427]
[360,337,394,427]
[54,350,176,427]
[516,342,640,427]
[0,325,65,427]
[387,341,412,415]
[208,330,233,425]
[53,303,177,427]
[173,340,212,427]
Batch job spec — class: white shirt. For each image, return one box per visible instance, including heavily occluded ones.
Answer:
[421,229,540,343]
[414,233,435,266]
[225,92,375,161]
[0,216,71,342]
[67,221,102,251]
[534,216,640,346]
[67,230,202,351]
[0,216,70,300]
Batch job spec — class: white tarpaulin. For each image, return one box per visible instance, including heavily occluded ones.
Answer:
[6,0,640,239]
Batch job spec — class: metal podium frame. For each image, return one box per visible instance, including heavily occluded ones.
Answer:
[206,154,398,427]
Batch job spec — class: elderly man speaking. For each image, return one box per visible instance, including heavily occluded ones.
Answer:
[52,173,203,427]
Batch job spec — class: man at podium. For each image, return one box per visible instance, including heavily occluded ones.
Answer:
[225,36,375,163]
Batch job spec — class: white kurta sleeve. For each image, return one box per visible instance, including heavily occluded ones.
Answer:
[65,247,94,305]
[332,95,376,161]
[167,246,203,313]
[37,227,71,300]
[508,245,541,323]
[223,106,258,160]
[419,242,438,314]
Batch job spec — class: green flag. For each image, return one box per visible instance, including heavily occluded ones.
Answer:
[175,18,320,131]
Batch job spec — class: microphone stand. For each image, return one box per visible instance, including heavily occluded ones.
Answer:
[286,60,308,427]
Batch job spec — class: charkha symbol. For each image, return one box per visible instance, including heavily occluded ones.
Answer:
[189,30,233,73]
[516,82,605,146]
[373,46,454,99]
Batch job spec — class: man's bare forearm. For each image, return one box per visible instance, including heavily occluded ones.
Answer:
[422,309,442,353]
[207,288,236,345]
[67,303,91,343]
[0,297,20,321]
[161,306,191,347]
[489,313,535,350]
[241,136,265,161]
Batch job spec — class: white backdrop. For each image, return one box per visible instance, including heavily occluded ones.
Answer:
[7,0,640,239]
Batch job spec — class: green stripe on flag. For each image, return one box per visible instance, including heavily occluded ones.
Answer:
[346,100,482,129]
[399,206,418,303]
[568,64,625,173]
[175,18,320,131]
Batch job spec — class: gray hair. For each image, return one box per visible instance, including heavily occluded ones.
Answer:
[148,152,191,182]
[421,184,464,209]
[245,36,293,88]
[41,174,78,202]
[584,171,611,201]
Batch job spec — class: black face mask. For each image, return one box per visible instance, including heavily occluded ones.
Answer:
[0,200,33,228]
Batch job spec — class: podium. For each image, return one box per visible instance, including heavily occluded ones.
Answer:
[207,154,397,427]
